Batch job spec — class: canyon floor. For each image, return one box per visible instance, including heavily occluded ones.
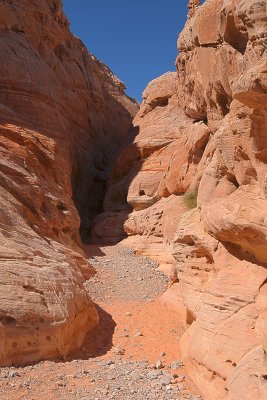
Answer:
[0,244,201,400]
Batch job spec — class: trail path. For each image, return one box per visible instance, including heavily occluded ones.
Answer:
[0,244,201,400]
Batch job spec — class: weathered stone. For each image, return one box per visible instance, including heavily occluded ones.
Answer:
[95,0,267,399]
[0,0,137,366]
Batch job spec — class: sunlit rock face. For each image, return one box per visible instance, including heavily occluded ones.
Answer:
[0,0,138,366]
[96,0,267,398]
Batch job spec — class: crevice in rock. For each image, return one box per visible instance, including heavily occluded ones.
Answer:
[226,359,237,367]
[193,117,208,125]
[23,285,44,296]
[186,309,196,325]
[208,82,231,118]
[199,42,221,49]
[10,25,25,34]
[72,152,109,243]
[224,13,248,55]
[150,96,170,108]
[226,173,239,189]
[222,242,267,268]
[71,111,138,244]
[259,279,267,290]
[0,315,17,326]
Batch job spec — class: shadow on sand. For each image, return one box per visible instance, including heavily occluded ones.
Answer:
[84,244,107,259]
[69,305,116,360]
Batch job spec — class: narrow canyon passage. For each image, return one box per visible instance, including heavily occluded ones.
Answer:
[1,1,266,399]
[0,243,201,400]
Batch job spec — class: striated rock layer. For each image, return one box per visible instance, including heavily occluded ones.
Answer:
[0,0,138,366]
[95,0,267,398]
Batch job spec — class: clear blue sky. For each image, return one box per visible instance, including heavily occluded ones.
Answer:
[62,1,188,101]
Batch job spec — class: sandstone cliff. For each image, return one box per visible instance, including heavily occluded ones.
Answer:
[0,0,138,366]
[95,0,267,398]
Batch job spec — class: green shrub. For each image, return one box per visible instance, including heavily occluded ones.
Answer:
[183,190,198,210]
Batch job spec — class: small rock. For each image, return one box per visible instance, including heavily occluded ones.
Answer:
[82,369,90,375]
[113,384,121,390]
[147,370,162,380]
[176,375,186,383]
[125,312,132,316]
[170,360,184,370]
[160,352,166,357]
[159,372,173,385]
[7,371,19,378]
[56,381,66,387]
[155,360,164,369]
[134,331,143,337]
[112,346,125,355]
[130,371,141,381]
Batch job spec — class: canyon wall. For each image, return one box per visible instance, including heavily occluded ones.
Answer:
[0,0,138,366]
[95,0,267,398]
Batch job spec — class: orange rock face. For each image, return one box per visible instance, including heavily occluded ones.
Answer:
[97,0,267,398]
[0,0,137,366]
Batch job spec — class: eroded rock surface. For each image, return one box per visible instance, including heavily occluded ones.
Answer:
[0,0,137,366]
[95,0,267,398]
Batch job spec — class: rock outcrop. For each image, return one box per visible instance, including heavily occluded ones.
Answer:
[0,0,137,366]
[95,0,267,398]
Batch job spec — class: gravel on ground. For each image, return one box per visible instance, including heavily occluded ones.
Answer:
[0,244,202,400]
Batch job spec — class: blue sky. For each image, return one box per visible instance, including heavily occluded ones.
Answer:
[62,1,188,101]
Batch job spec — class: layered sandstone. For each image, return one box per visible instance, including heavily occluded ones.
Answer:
[95,0,267,398]
[0,0,137,366]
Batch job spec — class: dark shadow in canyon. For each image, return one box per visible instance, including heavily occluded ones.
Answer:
[86,116,211,247]
[15,305,116,366]
[69,305,116,360]
[71,92,139,245]
[84,244,107,258]
[87,125,142,246]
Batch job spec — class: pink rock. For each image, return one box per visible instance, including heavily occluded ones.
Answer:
[0,0,137,366]
[97,1,267,399]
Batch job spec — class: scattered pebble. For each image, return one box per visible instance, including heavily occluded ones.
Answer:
[147,370,163,380]
[0,245,202,400]
[112,346,125,355]
[159,372,173,386]
[7,371,19,379]
[155,360,164,370]
[170,360,184,370]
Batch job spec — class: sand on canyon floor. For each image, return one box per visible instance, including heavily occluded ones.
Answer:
[0,244,201,400]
